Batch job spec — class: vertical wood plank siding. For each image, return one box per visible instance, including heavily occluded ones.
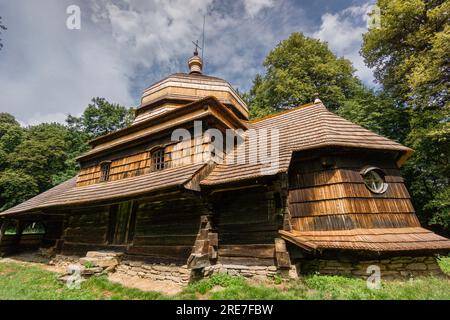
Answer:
[288,154,420,232]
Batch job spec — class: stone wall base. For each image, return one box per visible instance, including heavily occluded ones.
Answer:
[115,262,294,284]
[299,255,444,279]
[115,260,192,284]
[49,252,445,285]
[201,264,279,279]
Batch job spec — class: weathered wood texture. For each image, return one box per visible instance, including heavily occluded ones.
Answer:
[62,206,110,244]
[129,194,209,262]
[77,135,216,187]
[212,186,279,267]
[288,154,419,232]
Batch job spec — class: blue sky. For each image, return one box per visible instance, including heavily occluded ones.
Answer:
[0,0,376,125]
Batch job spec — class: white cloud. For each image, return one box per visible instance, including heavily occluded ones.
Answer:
[244,0,275,17]
[312,3,375,85]
[0,0,134,126]
[1,0,308,125]
[0,0,376,125]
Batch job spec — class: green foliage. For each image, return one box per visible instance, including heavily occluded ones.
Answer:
[83,261,96,269]
[337,87,409,142]
[0,170,39,210]
[361,0,448,106]
[247,32,362,118]
[10,123,75,191]
[362,0,450,234]
[67,97,134,139]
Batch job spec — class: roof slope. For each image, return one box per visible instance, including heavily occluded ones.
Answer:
[279,227,450,252]
[1,163,204,216]
[201,103,413,185]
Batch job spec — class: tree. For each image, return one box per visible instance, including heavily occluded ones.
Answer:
[9,123,74,191]
[337,87,409,142]
[361,0,449,108]
[0,170,38,211]
[0,16,6,51]
[247,32,362,118]
[361,0,450,234]
[67,97,134,138]
[0,113,23,169]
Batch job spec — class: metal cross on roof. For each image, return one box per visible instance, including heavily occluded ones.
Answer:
[192,40,202,55]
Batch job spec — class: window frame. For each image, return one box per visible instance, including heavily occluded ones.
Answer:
[360,166,388,194]
[99,161,112,182]
[151,148,165,171]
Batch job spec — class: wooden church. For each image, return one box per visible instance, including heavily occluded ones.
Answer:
[1,50,449,278]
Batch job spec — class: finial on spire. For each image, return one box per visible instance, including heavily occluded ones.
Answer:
[189,40,203,74]
[192,40,201,56]
[313,92,322,103]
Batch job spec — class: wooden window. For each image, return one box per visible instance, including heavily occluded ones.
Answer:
[100,162,111,182]
[361,167,388,194]
[152,148,165,171]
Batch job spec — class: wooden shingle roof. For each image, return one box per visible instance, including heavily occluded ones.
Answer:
[201,102,413,186]
[1,163,204,216]
[279,228,450,252]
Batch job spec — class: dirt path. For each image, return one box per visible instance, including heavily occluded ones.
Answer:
[108,273,183,295]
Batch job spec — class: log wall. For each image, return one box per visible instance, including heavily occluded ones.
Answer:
[128,194,209,263]
[288,152,420,231]
[62,206,110,245]
[212,186,279,265]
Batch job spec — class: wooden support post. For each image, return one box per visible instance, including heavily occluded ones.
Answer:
[187,208,218,269]
[274,238,291,269]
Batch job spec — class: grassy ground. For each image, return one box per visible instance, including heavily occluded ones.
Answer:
[0,256,448,300]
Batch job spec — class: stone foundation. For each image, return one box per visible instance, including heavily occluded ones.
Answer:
[49,251,445,284]
[300,255,444,279]
[116,260,192,284]
[115,262,292,284]
[201,264,279,279]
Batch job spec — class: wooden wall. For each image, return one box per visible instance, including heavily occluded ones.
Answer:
[76,135,218,187]
[288,152,420,232]
[212,186,279,265]
[128,194,208,263]
[62,206,110,245]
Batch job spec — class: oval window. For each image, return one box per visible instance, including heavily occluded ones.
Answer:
[362,169,388,194]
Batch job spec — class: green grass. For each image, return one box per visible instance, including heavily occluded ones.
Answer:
[438,255,450,274]
[0,263,163,300]
[0,256,449,300]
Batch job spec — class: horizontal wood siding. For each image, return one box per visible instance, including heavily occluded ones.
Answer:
[213,187,280,247]
[288,154,419,231]
[62,206,109,244]
[76,136,213,187]
[129,195,208,261]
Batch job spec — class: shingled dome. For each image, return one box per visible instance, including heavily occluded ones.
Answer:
[133,53,249,124]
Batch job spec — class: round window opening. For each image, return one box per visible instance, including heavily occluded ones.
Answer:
[362,169,388,194]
